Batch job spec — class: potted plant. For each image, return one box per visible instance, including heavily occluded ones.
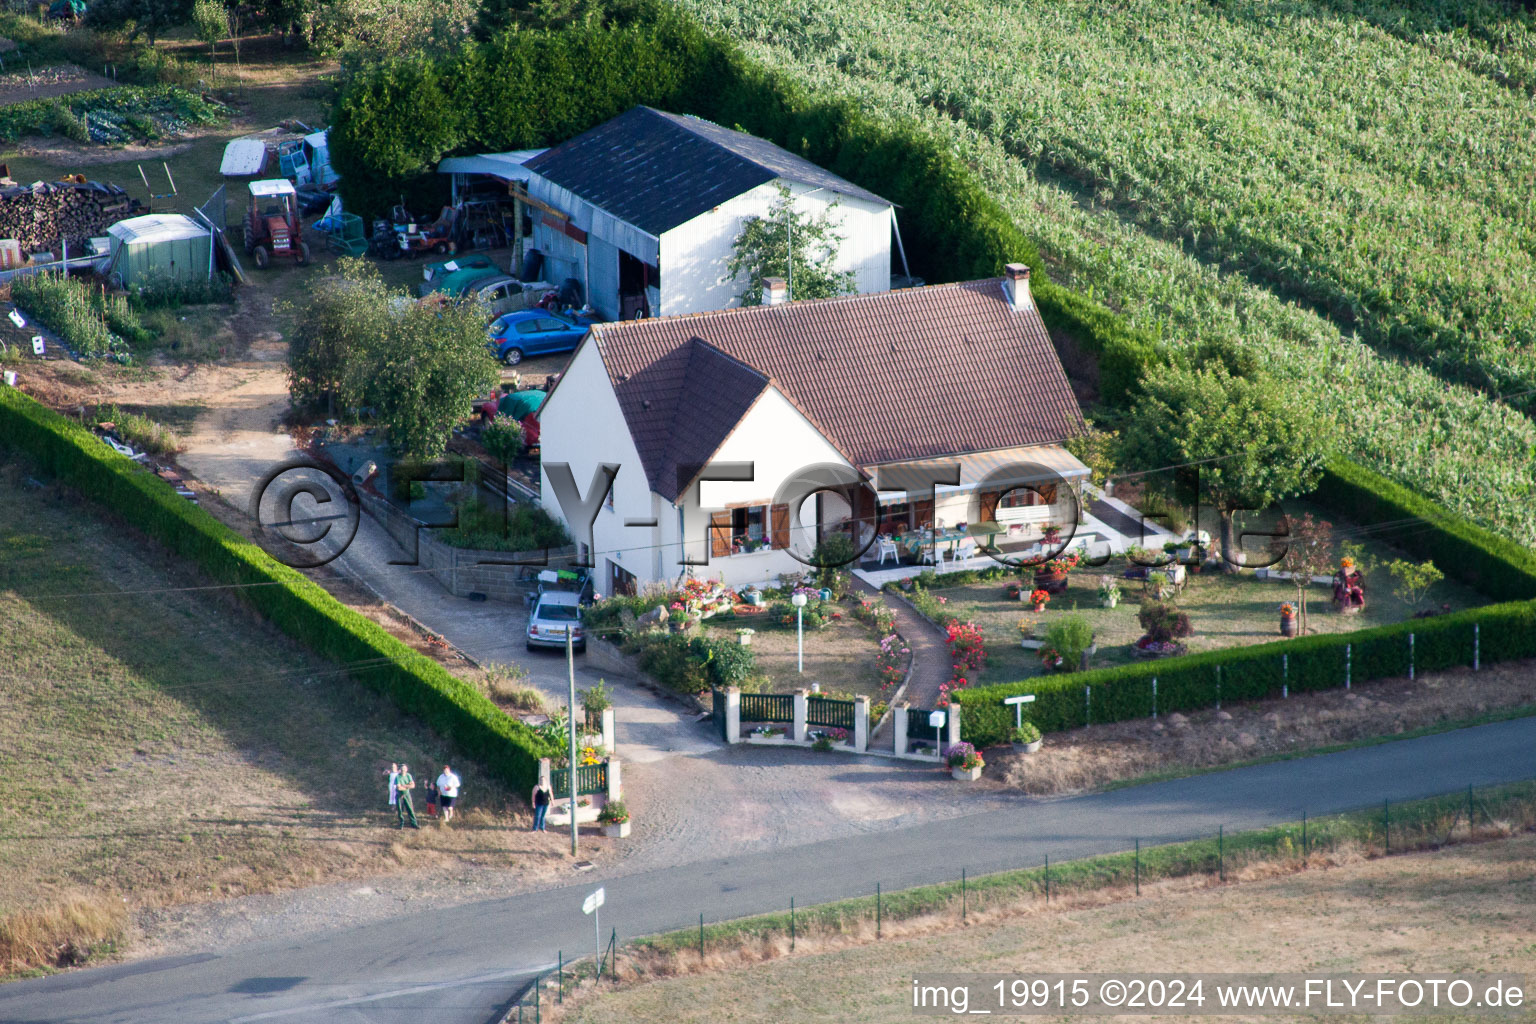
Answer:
[946,742,985,781]
[598,801,630,838]
[1280,602,1298,637]
[900,576,914,592]
[1029,588,1051,612]
[1011,721,1043,754]
[1039,645,1065,671]
[1097,576,1121,609]
[1006,580,1023,601]
[736,627,756,646]
[1041,524,1064,545]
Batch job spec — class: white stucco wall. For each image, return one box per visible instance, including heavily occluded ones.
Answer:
[683,386,854,589]
[658,179,891,317]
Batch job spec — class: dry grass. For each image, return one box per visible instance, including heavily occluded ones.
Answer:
[706,614,882,697]
[549,831,1536,1024]
[0,892,127,976]
[0,460,604,977]
[1000,660,1536,795]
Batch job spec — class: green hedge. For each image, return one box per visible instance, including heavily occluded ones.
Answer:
[955,459,1536,747]
[1312,460,1536,602]
[329,4,1166,405]
[0,386,555,791]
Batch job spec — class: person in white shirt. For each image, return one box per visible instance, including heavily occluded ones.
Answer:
[385,763,399,807]
[436,765,461,823]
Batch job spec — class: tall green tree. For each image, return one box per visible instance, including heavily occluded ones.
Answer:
[288,259,498,458]
[726,183,856,306]
[87,0,194,43]
[1118,365,1335,573]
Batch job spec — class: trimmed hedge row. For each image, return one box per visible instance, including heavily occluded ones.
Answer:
[0,386,554,792]
[955,458,1536,747]
[330,4,1167,405]
[1312,460,1536,602]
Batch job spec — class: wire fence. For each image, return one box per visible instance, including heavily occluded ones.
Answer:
[494,779,1536,1022]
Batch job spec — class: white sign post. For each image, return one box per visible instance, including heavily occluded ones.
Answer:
[1004,694,1037,730]
[583,886,605,978]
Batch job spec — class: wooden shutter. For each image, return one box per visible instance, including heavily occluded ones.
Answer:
[709,511,732,558]
[914,497,935,528]
[1037,483,1059,505]
[978,489,1002,524]
[770,504,790,550]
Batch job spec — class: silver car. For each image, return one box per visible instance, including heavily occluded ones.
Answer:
[527,590,585,652]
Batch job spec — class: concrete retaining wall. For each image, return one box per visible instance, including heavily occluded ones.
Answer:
[358,487,575,602]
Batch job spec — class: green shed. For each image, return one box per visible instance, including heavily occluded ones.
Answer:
[105,214,212,289]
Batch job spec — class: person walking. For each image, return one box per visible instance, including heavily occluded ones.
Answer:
[385,763,400,808]
[395,764,420,829]
[531,780,552,832]
[436,765,461,824]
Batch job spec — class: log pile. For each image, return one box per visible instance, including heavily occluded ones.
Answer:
[0,179,142,255]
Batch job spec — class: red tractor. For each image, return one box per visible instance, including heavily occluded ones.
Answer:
[243,179,311,269]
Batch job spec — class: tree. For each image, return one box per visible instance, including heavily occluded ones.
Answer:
[1276,512,1333,634]
[1118,364,1336,574]
[88,0,194,43]
[191,0,228,83]
[725,183,855,306]
[480,417,525,466]
[1386,559,1444,613]
[287,258,498,459]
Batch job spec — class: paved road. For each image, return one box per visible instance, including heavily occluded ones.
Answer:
[5,716,1533,1024]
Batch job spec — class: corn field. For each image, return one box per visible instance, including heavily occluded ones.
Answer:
[679,0,1536,545]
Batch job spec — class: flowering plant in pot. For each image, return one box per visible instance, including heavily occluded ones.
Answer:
[945,742,984,780]
[1006,580,1023,600]
[1041,524,1064,545]
[1098,576,1122,608]
[1280,601,1298,637]
[1039,645,1065,671]
[1029,588,1051,612]
[597,800,631,838]
[1011,721,1043,754]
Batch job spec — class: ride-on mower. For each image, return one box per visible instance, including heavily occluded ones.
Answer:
[243,179,310,269]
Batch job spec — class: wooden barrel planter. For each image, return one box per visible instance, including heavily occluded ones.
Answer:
[1033,570,1070,594]
[1280,613,1298,637]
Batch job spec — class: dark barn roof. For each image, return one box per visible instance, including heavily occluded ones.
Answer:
[583,279,1086,501]
[523,106,891,238]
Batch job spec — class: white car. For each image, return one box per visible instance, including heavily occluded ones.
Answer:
[527,590,584,652]
[465,275,555,319]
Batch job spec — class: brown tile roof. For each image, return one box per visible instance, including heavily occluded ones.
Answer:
[589,279,1085,501]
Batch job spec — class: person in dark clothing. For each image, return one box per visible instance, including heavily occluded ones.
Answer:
[531,782,552,831]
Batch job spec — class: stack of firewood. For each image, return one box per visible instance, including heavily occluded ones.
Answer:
[0,179,141,256]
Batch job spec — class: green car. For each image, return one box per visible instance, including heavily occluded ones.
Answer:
[419,256,552,319]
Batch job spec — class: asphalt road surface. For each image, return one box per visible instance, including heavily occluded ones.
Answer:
[4,716,1534,1024]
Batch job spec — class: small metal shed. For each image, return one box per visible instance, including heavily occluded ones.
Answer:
[105,213,212,288]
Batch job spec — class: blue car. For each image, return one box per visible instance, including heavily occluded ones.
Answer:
[487,309,594,365]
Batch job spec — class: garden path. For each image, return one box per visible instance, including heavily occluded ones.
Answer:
[855,578,953,750]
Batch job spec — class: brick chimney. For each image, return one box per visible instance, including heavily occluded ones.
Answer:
[1002,263,1032,312]
[763,277,788,306]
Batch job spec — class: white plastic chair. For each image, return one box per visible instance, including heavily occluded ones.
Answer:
[876,536,898,566]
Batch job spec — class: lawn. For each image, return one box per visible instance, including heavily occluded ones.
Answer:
[0,457,576,976]
[562,831,1536,1024]
[702,611,883,699]
[911,502,1486,686]
[675,0,1536,548]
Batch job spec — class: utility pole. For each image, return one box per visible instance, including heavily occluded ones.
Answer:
[567,625,578,856]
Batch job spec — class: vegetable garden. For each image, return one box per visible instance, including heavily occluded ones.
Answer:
[673,0,1536,546]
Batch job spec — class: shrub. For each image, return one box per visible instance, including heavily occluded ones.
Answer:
[481,417,525,466]
[597,800,629,824]
[1137,600,1192,643]
[92,403,178,456]
[1042,614,1095,669]
[125,272,235,311]
[438,497,571,552]
[1011,722,1042,745]
[0,387,556,792]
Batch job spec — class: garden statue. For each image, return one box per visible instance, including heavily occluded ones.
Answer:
[1332,558,1366,614]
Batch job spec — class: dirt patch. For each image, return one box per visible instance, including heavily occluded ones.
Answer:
[1001,660,1536,795]
[0,64,115,107]
[703,612,883,697]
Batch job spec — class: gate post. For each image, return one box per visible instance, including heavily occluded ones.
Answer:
[724,687,741,744]
[793,688,809,743]
[893,702,910,756]
[538,757,552,790]
[605,758,622,802]
[946,705,962,750]
[600,708,616,755]
[853,696,870,753]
